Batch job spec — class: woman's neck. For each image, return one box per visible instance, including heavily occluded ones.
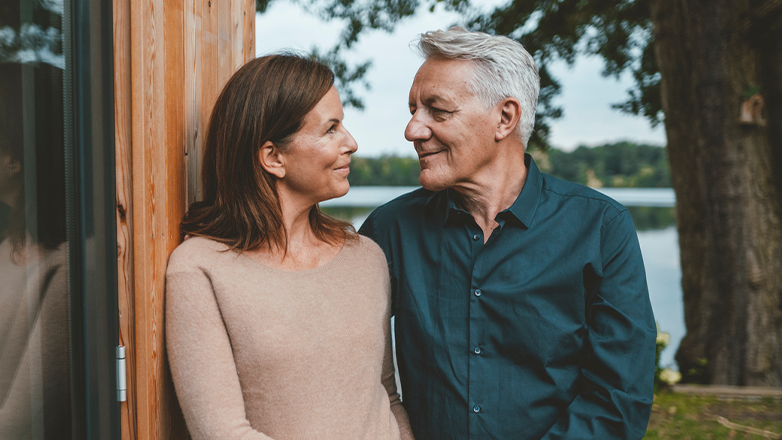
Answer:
[247,189,342,271]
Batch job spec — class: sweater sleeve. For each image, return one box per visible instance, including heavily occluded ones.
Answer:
[380,299,415,440]
[166,256,275,440]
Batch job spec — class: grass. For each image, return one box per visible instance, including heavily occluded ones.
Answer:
[645,391,782,439]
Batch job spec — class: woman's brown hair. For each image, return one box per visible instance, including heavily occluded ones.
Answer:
[181,54,356,252]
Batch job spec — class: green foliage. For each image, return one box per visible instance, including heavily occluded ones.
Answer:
[545,141,670,188]
[654,326,680,391]
[348,155,421,186]
[309,45,372,109]
[626,207,676,231]
[346,141,671,191]
[320,206,374,223]
[646,392,782,439]
[682,358,710,385]
[256,0,467,109]
[465,0,663,139]
[255,0,665,148]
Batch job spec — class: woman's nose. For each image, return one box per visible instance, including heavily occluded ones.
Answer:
[343,127,358,154]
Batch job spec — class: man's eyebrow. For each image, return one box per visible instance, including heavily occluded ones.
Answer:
[423,94,450,106]
[410,94,451,108]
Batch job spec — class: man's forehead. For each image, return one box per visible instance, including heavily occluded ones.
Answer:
[408,79,458,103]
[409,61,473,104]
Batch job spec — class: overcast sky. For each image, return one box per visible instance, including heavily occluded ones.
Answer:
[255,2,666,157]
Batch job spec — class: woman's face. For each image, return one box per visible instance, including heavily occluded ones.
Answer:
[276,86,358,206]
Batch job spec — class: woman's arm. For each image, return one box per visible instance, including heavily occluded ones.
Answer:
[381,315,415,440]
[166,261,274,440]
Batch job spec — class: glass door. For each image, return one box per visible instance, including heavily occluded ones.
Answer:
[0,0,119,438]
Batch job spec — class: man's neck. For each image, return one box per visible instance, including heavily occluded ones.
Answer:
[452,152,528,242]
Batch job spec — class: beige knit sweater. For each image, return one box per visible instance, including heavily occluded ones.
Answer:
[166,236,414,440]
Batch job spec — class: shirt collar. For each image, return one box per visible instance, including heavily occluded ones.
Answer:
[443,153,543,229]
[506,153,543,228]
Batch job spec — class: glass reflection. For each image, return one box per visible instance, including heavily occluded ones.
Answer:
[0,0,72,439]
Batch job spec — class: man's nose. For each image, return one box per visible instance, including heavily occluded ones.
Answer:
[404,112,431,142]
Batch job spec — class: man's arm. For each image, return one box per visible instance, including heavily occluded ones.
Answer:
[541,210,656,440]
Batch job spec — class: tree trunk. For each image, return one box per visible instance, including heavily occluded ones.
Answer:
[650,0,782,386]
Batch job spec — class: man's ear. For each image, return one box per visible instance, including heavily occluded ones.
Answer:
[495,97,522,142]
[258,141,285,179]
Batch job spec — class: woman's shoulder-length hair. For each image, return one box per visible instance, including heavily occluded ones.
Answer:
[181,53,357,252]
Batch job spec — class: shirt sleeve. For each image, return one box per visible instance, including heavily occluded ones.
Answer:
[540,210,656,440]
[166,259,275,440]
[359,208,399,315]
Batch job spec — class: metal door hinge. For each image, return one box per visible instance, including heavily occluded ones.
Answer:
[117,346,127,402]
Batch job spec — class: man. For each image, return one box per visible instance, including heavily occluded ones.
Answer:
[359,27,656,439]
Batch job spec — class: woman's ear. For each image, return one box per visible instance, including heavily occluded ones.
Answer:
[258,141,286,179]
[495,97,522,142]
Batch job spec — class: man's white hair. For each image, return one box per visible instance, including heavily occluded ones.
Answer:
[414,26,540,147]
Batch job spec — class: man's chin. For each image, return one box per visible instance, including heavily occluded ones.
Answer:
[419,172,450,192]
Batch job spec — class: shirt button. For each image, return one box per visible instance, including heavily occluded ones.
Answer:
[474,289,482,297]
[473,346,481,355]
[473,405,481,413]
[472,234,480,241]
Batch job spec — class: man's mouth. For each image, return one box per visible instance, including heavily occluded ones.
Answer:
[418,150,443,160]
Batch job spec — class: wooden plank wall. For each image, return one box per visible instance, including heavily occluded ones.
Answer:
[114,1,255,439]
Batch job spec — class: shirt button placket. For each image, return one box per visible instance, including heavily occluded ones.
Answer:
[469,225,485,436]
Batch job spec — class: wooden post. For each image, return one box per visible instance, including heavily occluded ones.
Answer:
[114,0,255,438]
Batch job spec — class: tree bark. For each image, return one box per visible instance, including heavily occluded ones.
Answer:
[650,0,782,386]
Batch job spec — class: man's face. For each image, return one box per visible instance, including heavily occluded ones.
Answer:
[405,57,500,192]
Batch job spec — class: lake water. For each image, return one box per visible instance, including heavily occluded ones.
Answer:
[328,187,685,370]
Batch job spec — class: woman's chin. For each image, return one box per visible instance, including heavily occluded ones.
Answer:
[318,184,350,204]
[334,187,350,200]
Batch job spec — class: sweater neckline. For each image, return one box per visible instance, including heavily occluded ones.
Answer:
[236,240,350,276]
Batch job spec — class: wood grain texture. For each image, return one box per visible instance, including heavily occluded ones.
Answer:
[163,0,189,436]
[130,0,167,438]
[218,0,232,87]
[114,0,137,438]
[184,0,202,206]
[245,0,255,62]
[232,0,243,72]
[116,0,255,438]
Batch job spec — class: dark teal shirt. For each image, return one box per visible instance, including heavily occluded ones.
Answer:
[359,155,656,440]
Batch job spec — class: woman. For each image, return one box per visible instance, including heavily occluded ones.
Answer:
[165,54,414,440]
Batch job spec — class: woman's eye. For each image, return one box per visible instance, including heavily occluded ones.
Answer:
[327,124,337,133]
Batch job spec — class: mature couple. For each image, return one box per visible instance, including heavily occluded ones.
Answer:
[166,27,656,440]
